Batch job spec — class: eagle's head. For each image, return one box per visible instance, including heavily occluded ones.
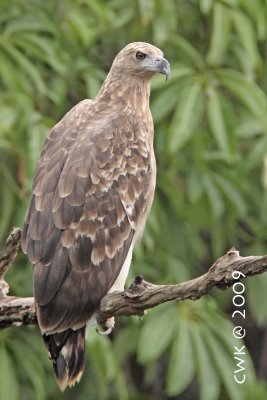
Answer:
[112,42,170,81]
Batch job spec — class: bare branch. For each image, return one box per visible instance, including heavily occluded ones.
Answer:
[1,234,267,329]
[0,296,36,328]
[98,249,267,319]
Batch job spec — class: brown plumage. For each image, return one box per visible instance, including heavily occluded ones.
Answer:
[21,42,170,390]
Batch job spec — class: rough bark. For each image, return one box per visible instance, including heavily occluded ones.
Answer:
[0,227,21,297]
[1,228,267,329]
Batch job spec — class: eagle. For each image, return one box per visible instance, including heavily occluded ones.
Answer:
[21,42,170,391]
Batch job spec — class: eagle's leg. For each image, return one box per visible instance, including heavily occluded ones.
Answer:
[96,245,134,335]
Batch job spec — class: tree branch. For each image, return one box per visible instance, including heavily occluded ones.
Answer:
[0,227,21,297]
[1,228,267,329]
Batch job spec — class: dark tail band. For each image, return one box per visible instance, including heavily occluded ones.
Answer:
[43,326,86,391]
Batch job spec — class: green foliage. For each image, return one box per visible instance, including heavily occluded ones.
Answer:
[0,328,48,400]
[1,0,267,399]
[136,299,256,400]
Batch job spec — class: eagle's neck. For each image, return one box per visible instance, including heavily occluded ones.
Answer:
[95,71,152,119]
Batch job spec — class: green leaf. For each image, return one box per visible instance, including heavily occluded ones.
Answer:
[4,14,58,36]
[152,64,194,90]
[0,37,47,95]
[191,325,220,400]
[206,86,230,155]
[89,332,129,400]
[240,0,267,40]
[199,0,213,14]
[171,36,205,69]
[203,328,245,400]
[0,345,19,400]
[247,274,267,326]
[137,304,179,364]
[27,118,48,171]
[0,177,16,243]
[66,10,96,47]
[236,119,262,138]
[85,74,102,98]
[247,135,267,169]
[212,173,247,216]
[153,1,177,44]
[138,0,154,24]
[166,319,194,396]
[10,338,46,400]
[114,324,139,364]
[13,34,66,74]
[168,81,204,152]
[207,3,231,65]
[215,69,267,127]
[203,174,224,218]
[200,307,256,385]
[0,51,21,90]
[151,84,180,123]
[0,105,16,130]
[88,331,128,399]
[157,172,185,220]
[188,169,204,203]
[231,10,260,69]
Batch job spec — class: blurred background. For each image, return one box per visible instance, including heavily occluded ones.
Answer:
[1,0,267,399]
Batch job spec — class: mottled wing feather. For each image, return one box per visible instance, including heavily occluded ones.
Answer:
[22,99,151,333]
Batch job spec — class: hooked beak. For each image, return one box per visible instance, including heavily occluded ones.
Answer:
[144,56,171,81]
[156,57,170,81]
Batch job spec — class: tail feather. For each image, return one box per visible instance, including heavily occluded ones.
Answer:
[43,326,86,391]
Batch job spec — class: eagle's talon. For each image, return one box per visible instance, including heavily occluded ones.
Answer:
[139,309,147,320]
[97,326,113,336]
[96,316,115,336]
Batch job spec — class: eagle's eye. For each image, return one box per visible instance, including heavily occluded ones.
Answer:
[136,51,146,60]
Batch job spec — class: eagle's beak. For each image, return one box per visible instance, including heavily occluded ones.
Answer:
[143,56,171,81]
[156,57,170,81]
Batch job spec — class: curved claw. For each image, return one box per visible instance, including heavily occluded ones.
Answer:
[96,326,113,336]
[96,316,115,336]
